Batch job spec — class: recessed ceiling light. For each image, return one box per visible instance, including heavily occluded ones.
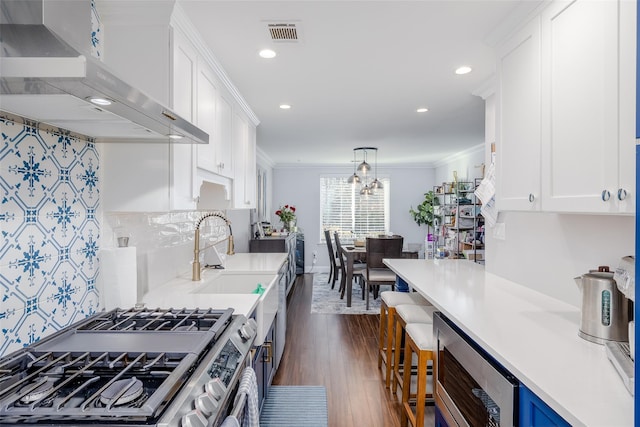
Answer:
[455,66,472,75]
[167,134,184,140]
[279,104,291,110]
[259,49,276,59]
[416,108,429,113]
[87,96,113,106]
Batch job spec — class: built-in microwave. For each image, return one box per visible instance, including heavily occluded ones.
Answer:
[434,312,519,427]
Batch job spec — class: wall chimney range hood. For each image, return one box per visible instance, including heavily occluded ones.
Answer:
[0,0,208,144]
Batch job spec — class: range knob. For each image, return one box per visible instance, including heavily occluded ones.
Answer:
[239,319,257,341]
[205,378,226,400]
[181,410,207,427]
[195,392,218,416]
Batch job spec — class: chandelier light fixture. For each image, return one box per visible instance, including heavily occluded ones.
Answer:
[348,147,381,196]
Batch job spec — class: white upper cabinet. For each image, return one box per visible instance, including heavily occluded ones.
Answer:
[195,57,235,179]
[540,0,629,213]
[496,17,541,211]
[216,94,235,178]
[170,27,198,211]
[232,112,257,209]
[496,0,636,214]
[196,58,219,173]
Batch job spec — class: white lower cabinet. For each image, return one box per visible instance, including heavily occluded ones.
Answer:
[496,0,636,215]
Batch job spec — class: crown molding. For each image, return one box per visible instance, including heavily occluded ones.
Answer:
[256,147,275,169]
[472,76,496,100]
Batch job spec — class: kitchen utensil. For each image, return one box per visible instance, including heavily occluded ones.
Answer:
[574,266,629,344]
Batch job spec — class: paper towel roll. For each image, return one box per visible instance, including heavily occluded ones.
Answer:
[101,247,138,310]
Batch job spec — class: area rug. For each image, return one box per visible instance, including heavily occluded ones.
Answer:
[311,272,387,314]
[260,386,328,427]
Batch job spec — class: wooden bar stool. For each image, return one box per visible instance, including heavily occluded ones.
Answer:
[393,304,436,396]
[378,291,429,389]
[401,323,435,427]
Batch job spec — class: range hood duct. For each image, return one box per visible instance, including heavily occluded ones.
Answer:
[0,0,208,144]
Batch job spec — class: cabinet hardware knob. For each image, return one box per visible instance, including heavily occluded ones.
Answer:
[528,193,535,203]
[617,188,627,201]
[601,190,611,201]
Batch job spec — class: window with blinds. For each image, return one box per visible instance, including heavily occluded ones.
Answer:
[320,176,390,240]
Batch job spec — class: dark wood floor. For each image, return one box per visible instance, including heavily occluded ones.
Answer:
[273,273,434,427]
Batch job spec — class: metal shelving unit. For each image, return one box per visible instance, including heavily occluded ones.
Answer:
[433,181,483,261]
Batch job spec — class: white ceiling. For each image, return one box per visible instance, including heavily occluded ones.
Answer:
[179,1,541,167]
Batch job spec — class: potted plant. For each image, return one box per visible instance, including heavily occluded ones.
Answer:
[409,191,439,227]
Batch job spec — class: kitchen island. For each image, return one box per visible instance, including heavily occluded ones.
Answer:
[384,258,633,427]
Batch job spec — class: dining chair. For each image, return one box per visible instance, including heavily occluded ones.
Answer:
[323,229,339,288]
[364,236,404,310]
[334,232,365,299]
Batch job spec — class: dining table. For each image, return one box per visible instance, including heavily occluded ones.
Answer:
[340,244,420,308]
[340,244,367,307]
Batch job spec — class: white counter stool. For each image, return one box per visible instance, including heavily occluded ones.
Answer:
[393,304,436,396]
[400,323,435,427]
[378,291,429,389]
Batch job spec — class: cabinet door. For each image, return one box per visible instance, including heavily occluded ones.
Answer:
[170,28,197,210]
[540,0,619,212]
[216,95,234,178]
[519,385,571,427]
[196,59,218,173]
[245,123,257,207]
[616,0,636,214]
[496,17,541,211]
[232,111,257,209]
[172,29,196,122]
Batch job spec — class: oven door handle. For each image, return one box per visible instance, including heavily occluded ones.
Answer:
[230,391,248,419]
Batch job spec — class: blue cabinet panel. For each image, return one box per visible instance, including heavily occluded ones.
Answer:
[637,0,639,138]
[519,385,571,427]
[435,406,450,427]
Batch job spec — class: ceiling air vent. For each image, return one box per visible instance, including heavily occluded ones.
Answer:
[267,22,299,42]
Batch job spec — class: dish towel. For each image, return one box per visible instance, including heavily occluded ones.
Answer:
[474,162,498,228]
[221,416,241,427]
[236,367,260,427]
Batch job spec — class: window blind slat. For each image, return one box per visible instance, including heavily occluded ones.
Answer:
[320,176,389,239]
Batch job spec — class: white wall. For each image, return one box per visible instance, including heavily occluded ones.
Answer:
[435,144,486,185]
[272,166,435,271]
[477,91,635,308]
[485,212,634,308]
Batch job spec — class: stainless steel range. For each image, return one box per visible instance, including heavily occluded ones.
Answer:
[0,307,257,426]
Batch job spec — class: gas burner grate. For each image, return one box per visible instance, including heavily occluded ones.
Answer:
[76,307,233,335]
[0,349,197,421]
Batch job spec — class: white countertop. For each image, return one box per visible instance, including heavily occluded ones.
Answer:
[384,258,633,427]
[224,253,288,274]
[142,253,287,318]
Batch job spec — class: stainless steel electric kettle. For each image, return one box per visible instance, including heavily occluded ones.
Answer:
[574,266,630,344]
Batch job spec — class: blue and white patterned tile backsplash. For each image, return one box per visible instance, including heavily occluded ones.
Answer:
[0,114,100,358]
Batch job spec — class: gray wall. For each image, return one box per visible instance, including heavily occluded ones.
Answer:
[272,166,435,272]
